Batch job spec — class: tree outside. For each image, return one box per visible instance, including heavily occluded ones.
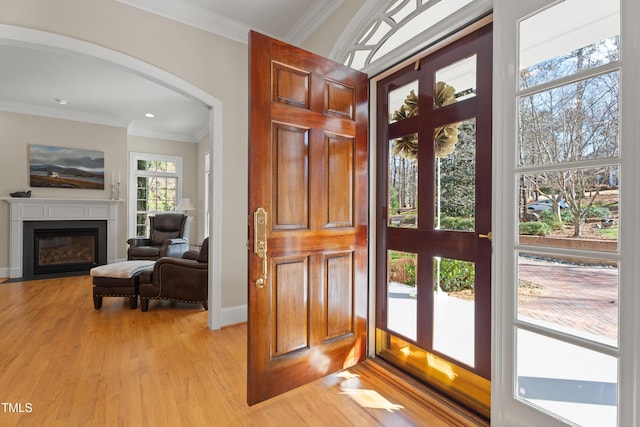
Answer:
[518,36,620,238]
[387,83,477,293]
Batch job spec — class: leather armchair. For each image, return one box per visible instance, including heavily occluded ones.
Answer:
[127,213,191,260]
[139,237,209,312]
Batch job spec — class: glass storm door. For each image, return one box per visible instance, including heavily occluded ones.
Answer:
[375,24,492,418]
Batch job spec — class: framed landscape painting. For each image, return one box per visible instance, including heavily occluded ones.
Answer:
[29,144,105,189]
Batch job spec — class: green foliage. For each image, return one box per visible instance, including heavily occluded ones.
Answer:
[538,210,563,230]
[388,255,416,286]
[439,216,475,231]
[437,259,475,293]
[439,120,476,218]
[561,205,611,224]
[560,209,576,223]
[586,206,611,219]
[389,187,399,213]
[595,227,618,239]
[403,262,416,283]
[519,222,552,236]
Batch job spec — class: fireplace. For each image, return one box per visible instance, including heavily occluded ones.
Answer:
[23,220,107,279]
[1,198,119,279]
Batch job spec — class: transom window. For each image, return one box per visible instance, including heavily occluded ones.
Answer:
[339,0,477,71]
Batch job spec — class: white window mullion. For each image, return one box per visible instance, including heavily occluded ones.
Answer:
[618,0,640,425]
[492,2,523,425]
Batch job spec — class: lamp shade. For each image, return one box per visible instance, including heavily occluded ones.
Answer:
[177,197,196,212]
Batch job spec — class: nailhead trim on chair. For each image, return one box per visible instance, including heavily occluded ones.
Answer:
[140,296,207,304]
[97,293,137,297]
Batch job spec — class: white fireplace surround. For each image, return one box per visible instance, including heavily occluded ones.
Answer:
[1,198,120,279]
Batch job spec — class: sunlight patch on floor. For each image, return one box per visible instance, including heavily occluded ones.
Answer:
[335,370,360,380]
[340,388,405,412]
[336,370,404,413]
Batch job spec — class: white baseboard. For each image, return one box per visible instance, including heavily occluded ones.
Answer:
[221,304,247,327]
[0,267,9,278]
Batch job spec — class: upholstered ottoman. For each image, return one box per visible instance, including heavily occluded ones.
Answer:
[90,261,155,309]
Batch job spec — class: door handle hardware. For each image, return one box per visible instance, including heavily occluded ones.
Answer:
[254,207,268,288]
[479,231,492,241]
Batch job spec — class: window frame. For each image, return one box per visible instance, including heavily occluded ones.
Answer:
[128,152,183,239]
[492,0,639,425]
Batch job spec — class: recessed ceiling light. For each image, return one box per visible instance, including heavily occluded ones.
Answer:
[145,113,155,118]
[54,98,68,105]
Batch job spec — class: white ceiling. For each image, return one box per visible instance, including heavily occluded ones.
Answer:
[0,42,212,142]
[0,0,343,143]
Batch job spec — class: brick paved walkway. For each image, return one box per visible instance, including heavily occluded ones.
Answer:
[518,257,618,342]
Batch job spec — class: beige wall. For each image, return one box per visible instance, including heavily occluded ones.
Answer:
[300,0,366,58]
[0,111,129,263]
[0,113,202,266]
[0,0,249,309]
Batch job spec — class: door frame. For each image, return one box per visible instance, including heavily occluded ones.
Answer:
[366,16,494,359]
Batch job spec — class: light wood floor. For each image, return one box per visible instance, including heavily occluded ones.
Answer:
[0,276,489,426]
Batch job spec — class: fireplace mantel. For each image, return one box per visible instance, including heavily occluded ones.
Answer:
[1,198,122,278]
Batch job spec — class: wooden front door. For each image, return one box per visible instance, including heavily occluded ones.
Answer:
[247,31,369,405]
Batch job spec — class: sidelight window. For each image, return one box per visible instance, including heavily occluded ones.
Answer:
[513,0,621,425]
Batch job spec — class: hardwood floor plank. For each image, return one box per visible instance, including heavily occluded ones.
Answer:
[0,276,488,426]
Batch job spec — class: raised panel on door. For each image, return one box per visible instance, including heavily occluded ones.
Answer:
[325,251,354,339]
[272,123,309,230]
[326,134,354,228]
[272,255,309,356]
[272,62,310,108]
[324,79,355,119]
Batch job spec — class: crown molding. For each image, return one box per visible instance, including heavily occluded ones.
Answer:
[285,0,346,45]
[127,123,202,143]
[0,100,130,129]
[195,121,210,143]
[329,0,390,62]
[118,0,341,46]
[117,0,250,44]
[0,100,203,142]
